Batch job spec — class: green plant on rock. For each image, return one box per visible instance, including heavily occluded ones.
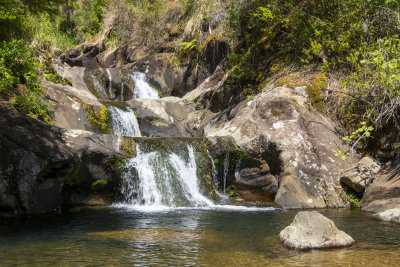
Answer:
[91,179,108,192]
[349,193,360,208]
[335,121,375,160]
[227,185,238,197]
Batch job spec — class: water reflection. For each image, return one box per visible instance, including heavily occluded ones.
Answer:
[0,208,399,266]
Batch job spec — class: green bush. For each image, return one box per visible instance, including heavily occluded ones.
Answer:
[0,39,54,122]
[0,40,40,94]
[224,0,400,96]
[349,194,360,208]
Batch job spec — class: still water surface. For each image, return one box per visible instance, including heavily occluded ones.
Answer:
[1,207,399,266]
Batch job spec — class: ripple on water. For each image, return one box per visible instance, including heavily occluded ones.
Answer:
[0,208,399,266]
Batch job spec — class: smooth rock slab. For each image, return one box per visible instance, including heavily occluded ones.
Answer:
[374,208,400,224]
[279,211,354,249]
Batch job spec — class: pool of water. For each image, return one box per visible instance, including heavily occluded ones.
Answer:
[1,207,399,266]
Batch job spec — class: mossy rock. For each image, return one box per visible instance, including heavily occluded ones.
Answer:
[275,73,324,111]
[91,179,108,192]
[82,104,111,134]
[120,137,136,158]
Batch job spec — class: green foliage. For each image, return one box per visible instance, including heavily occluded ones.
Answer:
[349,194,360,208]
[0,0,64,41]
[72,0,110,41]
[28,13,77,52]
[91,179,108,192]
[0,40,39,93]
[10,91,54,123]
[226,185,238,197]
[224,0,400,98]
[0,39,54,123]
[340,37,400,129]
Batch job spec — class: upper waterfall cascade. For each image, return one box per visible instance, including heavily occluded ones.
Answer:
[109,106,142,137]
[129,72,160,99]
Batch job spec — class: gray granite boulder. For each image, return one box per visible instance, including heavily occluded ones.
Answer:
[279,211,354,249]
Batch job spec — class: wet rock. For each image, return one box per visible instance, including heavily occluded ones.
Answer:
[235,152,279,202]
[279,211,354,249]
[129,98,192,137]
[0,106,77,215]
[373,208,400,224]
[362,198,400,213]
[340,157,380,193]
[42,79,101,131]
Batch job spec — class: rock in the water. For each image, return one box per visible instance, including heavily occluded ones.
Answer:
[279,211,354,249]
[374,208,400,224]
[340,157,380,193]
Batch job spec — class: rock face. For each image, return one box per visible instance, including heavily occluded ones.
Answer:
[340,157,380,193]
[204,85,354,208]
[130,97,193,137]
[279,211,354,249]
[60,129,123,207]
[362,162,400,210]
[374,208,400,224]
[0,106,77,215]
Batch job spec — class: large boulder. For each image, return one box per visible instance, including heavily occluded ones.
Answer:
[60,129,124,207]
[279,211,354,249]
[0,106,77,216]
[204,84,355,209]
[340,157,380,193]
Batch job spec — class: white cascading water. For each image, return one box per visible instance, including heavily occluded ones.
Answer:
[108,106,141,137]
[90,73,108,99]
[129,72,160,99]
[119,144,214,208]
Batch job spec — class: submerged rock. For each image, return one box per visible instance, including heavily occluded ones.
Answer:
[340,157,380,193]
[279,211,354,249]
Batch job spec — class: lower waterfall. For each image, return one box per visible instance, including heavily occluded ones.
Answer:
[118,144,214,209]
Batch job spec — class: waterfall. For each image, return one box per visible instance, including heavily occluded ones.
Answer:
[223,153,230,193]
[109,106,141,137]
[128,72,160,99]
[119,83,125,101]
[90,73,108,99]
[119,144,214,208]
[106,68,116,99]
